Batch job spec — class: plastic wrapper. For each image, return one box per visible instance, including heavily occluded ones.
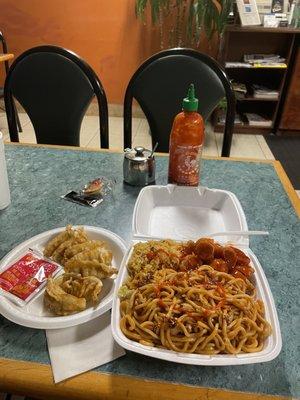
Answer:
[0,249,62,306]
[61,177,115,208]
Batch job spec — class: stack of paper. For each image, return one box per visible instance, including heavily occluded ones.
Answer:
[244,54,286,64]
[226,62,252,68]
[244,54,287,68]
[252,84,279,99]
[245,113,272,127]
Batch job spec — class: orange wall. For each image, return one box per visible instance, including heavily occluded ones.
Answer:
[0,0,158,104]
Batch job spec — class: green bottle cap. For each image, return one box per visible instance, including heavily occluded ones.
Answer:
[182,83,198,112]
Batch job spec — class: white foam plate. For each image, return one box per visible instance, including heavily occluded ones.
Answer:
[111,242,282,365]
[0,226,127,329]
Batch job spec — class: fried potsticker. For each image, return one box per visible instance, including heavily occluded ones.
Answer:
[44,278,86,316]
[62,240,106,263]
[44,225,73,257]
[65,245,113,268]
[44,225,88,259]
[60,273,103,303]
[51,235,88,264]
[64,259,117,279]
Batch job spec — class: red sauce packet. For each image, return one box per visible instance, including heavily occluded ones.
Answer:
[0,250,61,306]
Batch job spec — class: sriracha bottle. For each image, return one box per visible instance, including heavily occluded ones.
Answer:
[168,84,204,186]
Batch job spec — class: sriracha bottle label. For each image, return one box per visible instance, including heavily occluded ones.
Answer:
[168,144,203,186]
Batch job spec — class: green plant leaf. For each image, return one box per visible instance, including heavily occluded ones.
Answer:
[220,0,233,33]
[218,97,227,109]
[135,0,148,20]
[135,0,233,45]
[187,0,197,40]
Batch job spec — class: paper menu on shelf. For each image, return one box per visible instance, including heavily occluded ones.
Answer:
[256,0,272,14]
[236,0,261,25]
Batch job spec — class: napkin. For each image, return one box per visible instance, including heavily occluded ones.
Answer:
[46,311,125,383]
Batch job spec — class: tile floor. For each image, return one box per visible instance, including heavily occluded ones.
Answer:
[0,112,275,160]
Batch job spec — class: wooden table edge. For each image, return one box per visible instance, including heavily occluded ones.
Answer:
[0,358,291,400]
[5,142,300,217]
[272,160,300,217]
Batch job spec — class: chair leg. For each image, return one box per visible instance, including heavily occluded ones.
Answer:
[221,129,232,157]
[13,101,22,132]
[0,102,22,133]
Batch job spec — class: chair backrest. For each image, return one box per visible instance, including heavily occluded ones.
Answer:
[124,48,235,156]
[4,45,109,147]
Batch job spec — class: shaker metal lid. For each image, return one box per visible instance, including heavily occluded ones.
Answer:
[124,146,152,161]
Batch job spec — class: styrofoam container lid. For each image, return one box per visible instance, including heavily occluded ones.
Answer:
[133,185,249,246]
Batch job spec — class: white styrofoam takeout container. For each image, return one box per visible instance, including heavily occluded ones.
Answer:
[112,185,282,365]
[0,226,126,329]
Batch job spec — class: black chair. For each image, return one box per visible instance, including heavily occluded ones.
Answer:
[124,48,235,156]
[0,31,22,132]
[4,45,109,147]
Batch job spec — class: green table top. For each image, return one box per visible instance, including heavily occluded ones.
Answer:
[0,144,299,397]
